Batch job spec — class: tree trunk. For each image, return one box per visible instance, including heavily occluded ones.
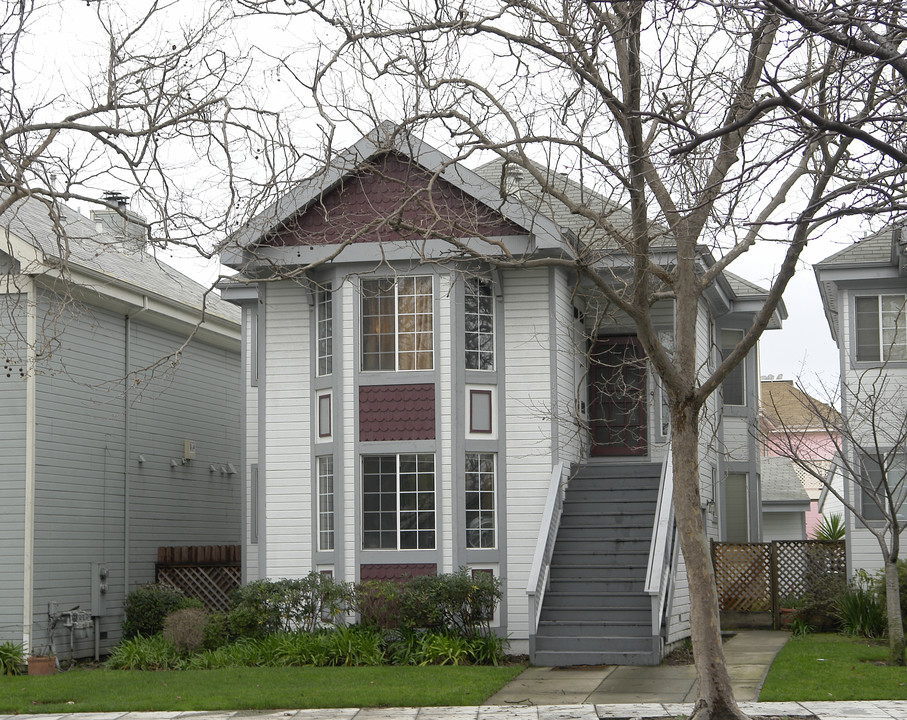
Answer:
[671,404,749,720]
[884,560,906,666]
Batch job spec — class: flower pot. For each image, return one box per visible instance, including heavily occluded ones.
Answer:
[27,655,56,676]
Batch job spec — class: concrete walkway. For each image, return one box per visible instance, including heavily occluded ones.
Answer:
[487,630,789,705]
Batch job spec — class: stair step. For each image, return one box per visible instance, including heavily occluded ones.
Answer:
[562,500,657,514]
[544,590,651,605]
[532,649,660,666]
[540,607,651,623]
[534,633,657,653]
[572,464,662,480]
[556,521,651,536]
[551,537,650,552]
[563,488,658,503]
[536,620,655,637]
[547,578,646,593]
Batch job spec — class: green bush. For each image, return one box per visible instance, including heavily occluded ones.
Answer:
[163,608,208,654]
[353,580,405,629]
[836,577,886,638]
[106,635,183,670]
[0,641,24,676]
[353,570,502,636]
[227,573,351,639]
[201,612,230,650]
[874,560,907,628]
[122,584,203,640]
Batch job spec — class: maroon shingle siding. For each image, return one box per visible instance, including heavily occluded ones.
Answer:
[263,152,526,247]
[359,563,437,581]
[359,384,435,441]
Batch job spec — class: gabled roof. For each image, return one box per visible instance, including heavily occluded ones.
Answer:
[223,124,567,270]
[761,456,811,507]
[815,226,896,268]
[1,195,239,335]
[761,380,840,431]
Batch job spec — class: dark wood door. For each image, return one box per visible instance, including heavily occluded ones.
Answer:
[590,336,647,456]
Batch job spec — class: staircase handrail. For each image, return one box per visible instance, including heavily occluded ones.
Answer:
[526,461,567,635]
[645,445,674,634]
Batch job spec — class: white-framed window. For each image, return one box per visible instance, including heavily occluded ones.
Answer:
[317,456,335,551]
[466,386,495,438]
[317,393,332,440]
[855,295,907,362]
[465,452,496,549]
[465,277,494,370]
[362,454,435,549]
[720,329,745,406]
[317,285,333,376]
[361,277,433,371]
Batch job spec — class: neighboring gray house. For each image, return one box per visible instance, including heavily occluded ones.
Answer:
[760,457,811,541]
[0,196,241,660]
[815,226,907,577]
[220,126,781,665]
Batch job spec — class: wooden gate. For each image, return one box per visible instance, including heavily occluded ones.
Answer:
[156,545,241,612]
[712,540,846,629]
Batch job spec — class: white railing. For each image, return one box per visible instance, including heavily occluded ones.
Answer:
[526,462,567,635]
[645,445,675,636]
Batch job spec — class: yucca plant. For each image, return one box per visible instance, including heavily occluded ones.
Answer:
[0,641,24,676]
[813,513,846,541]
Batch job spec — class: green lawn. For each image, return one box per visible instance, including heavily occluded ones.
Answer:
[0,665,525,714]
[761,633,907,701]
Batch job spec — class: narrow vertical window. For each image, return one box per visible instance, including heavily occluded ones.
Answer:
[317,285,333,376]
[250,464,259,545]
[465,278,494,370]
[469,389,493,434]
[317,456,334,551]
[318,394,332,439]
[465,452,496,549]
[720,329,745,406]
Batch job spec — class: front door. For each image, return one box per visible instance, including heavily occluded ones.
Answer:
[590,336,647,456]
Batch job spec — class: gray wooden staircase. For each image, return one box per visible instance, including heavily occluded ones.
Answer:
[530,461,664,666]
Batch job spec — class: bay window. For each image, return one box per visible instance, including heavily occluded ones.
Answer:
[362,454,435,549]
[361,277,433,371]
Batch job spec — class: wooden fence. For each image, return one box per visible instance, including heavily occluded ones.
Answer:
[712,540,846,629]
[156,545,242,613]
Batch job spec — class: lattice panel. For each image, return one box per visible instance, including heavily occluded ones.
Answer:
[713,543,771,612]
[157,566,241,613]
[775,540,846,602]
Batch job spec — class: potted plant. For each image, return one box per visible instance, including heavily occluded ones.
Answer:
[27,649,56,676]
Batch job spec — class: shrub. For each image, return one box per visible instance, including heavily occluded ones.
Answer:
[0,641,24,676]
[228,573,351,639]
[122,584,203,640]
[836,574,886,638]
[352,580,405,630]
[106,635,182,670]
[874,560,907,628]
[202,612,230,650]
[163,607,208,654]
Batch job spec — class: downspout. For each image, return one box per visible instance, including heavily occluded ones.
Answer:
[22,276,37,654]
[123,297,148,598]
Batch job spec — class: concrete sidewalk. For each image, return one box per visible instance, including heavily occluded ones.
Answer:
[487,630,789,705]
[5,702,907,719]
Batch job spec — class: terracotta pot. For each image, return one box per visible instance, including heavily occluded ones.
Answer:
[27,655,56,676]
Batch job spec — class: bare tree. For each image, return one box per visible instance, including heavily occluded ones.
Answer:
[764,371,907,666]
[225,1,907,717]
[0,0,294,278]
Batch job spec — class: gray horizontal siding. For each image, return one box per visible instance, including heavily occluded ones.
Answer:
[28,292,240,659]
[0,294,26,644]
